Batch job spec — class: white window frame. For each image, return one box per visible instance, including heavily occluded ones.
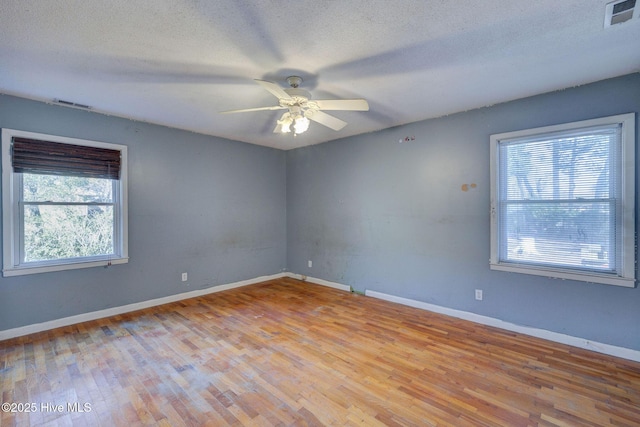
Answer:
[2,129,128,276]
[489,113,635,287]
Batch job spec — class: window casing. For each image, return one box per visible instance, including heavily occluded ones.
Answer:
[2,129,128,276]
[490,114,635,287]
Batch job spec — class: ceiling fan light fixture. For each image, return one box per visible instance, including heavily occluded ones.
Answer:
[293,116,310,134]
[277,106,309,135]
[276,112,292,133]
[281,121,292,133]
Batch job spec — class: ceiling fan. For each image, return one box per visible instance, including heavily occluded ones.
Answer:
[220,76,369,135]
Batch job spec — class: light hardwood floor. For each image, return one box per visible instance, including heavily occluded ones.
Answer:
[1,277,639,426]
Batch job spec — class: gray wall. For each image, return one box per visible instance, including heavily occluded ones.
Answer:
[2,73,639,352]
[287,73,640,351]
[0,95,287,330]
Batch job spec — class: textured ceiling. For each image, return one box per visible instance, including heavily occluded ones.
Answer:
[1,1,639,150]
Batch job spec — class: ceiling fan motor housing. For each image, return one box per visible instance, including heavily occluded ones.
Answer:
[283,88,311,100]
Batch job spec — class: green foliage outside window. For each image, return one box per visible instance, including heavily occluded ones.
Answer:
[22,174,115,262]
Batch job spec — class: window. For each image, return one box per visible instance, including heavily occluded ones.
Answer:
[490,114,635,287]
[2,129,128,276]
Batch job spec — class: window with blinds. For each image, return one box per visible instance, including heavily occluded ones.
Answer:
[490,114,635,287]
[2,129,128,276]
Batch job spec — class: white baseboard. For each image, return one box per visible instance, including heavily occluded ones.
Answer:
[366,289,640,363]
[0,272,288,341]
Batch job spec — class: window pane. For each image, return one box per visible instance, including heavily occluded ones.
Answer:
[502,130,613,201]
[502,202,613,271]
[23,174,113,203]
[23,204,114,262]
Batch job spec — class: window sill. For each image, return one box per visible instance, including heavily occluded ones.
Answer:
[2,257,129,277]
[490,262,635,288]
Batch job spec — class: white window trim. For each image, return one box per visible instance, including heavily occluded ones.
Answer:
[2,129,129,276]
[489,113,635,287]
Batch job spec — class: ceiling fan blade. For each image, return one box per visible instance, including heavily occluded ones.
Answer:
[220,105,286,114]
[306,110,347,131]
[314,99,369,111]
[255,79,292,100]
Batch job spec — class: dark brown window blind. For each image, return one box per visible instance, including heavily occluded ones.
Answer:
[12,137,121,180]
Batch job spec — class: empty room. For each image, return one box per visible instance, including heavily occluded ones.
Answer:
[1,1,640,426]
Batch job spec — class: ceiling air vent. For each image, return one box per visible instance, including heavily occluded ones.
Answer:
[53,99,92,110]
[604,0,638,27]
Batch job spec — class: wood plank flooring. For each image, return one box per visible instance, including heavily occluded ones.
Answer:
[1,277,639,426]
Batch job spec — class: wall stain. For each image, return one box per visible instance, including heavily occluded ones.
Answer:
[461,183,477,192]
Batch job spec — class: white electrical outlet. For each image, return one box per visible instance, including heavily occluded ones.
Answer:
[308,260,312,268]
[181,272,188,282]
[475,289,483,301]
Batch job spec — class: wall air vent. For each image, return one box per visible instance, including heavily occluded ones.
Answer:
[604,0,638,27]
[53,99,92,110]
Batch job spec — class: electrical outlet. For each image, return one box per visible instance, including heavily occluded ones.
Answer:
[475,289,483,301]
[308,260,312,268]
[181,272,188,282]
